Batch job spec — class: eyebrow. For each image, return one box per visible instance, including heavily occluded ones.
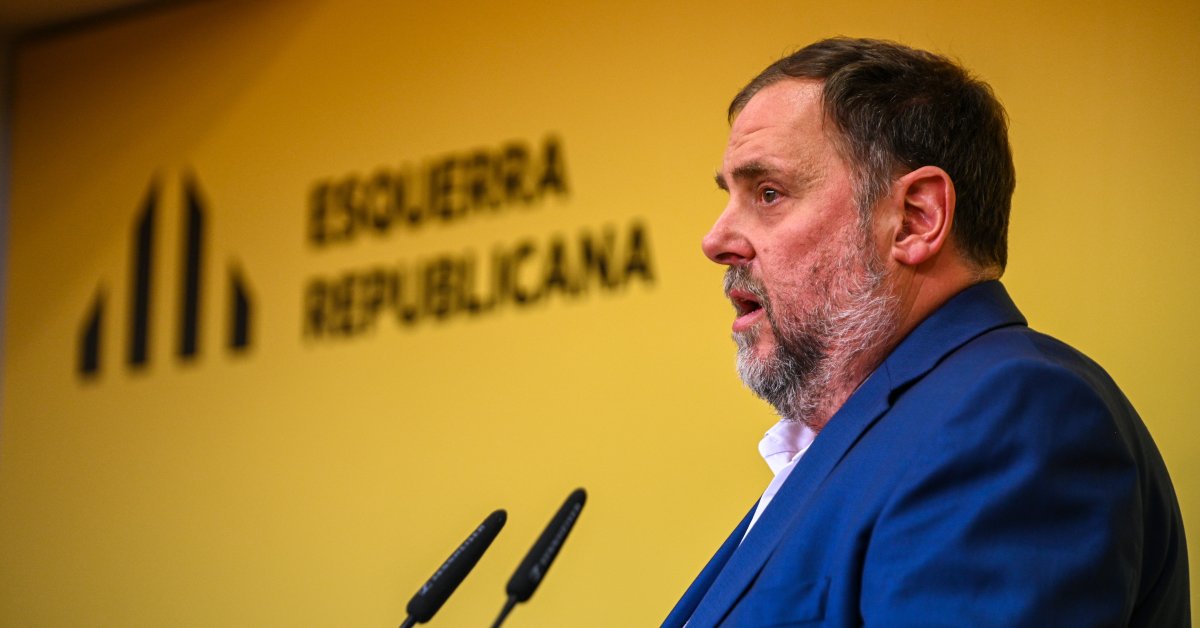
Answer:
[714,162,771,192]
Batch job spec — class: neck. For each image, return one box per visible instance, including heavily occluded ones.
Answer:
[802,314,898,432]
[802,256,988,431]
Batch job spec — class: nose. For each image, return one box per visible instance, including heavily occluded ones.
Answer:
[701,204,753,266]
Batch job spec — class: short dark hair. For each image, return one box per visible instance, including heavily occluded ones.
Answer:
[730,38,1015,272]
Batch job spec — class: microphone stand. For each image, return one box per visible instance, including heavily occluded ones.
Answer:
[491,595,518,628]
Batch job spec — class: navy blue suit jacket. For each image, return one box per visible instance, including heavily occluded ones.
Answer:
[665,281,1188,627]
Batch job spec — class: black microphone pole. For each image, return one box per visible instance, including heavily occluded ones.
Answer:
[492,488,587,628]
[400,509,506,627]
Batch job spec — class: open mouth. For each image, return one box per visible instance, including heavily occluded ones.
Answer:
[728,289,765,331]
[731,291,761,316]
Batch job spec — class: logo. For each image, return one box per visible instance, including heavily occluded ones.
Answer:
[78,174,253,378]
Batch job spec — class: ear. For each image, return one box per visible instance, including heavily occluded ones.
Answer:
[890,166,955,267]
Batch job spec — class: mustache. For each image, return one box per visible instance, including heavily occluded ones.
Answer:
[723,265,770,307]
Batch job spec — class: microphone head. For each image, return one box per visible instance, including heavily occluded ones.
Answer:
[406,509,506,623]
[505,488,587,603]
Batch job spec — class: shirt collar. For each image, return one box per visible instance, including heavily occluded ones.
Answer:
[758,419,817,475]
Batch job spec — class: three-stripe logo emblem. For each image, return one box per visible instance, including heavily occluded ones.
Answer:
[78,174,253,378]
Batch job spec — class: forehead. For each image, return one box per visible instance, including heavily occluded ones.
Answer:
[731,79,825,137]
[722,79,840,182]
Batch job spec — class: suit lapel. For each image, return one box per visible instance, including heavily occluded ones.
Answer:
[676,281,1027,625]
[685,367,894,625]
[662,505,756,627]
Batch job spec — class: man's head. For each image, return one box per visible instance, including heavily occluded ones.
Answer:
[730,37,1016,273]
[706,39,1015,428]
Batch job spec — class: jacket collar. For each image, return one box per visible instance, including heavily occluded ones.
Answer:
[674,281,1026,626]
[881,280,1026,394]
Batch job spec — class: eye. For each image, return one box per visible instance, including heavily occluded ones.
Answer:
[759,187,781,204]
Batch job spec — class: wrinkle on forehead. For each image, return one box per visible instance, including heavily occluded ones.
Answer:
[719,80,840,192]
[728,79,825,139]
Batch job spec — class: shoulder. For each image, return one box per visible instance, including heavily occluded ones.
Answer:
[909,324,1132,437]
[859,325,1188,626]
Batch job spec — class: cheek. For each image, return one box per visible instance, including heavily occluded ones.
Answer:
[757,213,860,302]
[764,247,843,315]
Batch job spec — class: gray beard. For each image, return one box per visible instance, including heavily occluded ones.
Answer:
[726,240,897,427]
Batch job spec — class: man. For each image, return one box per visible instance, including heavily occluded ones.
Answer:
[665,38,1188,626]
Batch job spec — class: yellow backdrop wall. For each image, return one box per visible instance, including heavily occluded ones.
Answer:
[3,0,1197,625]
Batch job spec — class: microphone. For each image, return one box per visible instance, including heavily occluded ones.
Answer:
[492,488,587,628]
[400,509,506,628]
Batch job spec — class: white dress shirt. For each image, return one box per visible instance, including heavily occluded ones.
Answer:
[743,419,817,540]
[684,420,820,626]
